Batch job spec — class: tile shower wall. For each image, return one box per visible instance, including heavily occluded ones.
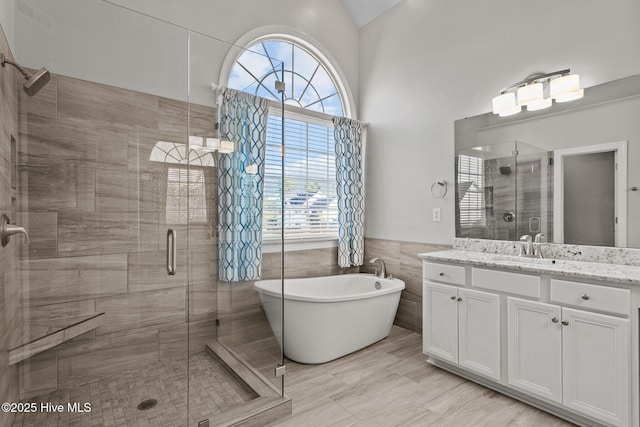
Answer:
[16,72,218,399]
[0,23,20,427]
[364,238,452,333]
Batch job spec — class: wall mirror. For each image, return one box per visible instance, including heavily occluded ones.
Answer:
[455,74,640,248]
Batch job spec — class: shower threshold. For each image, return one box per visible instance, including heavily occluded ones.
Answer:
[204,341,291,426]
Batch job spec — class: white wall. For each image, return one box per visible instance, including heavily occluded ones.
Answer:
[0,0,15,51]
[360,0,640,245]
[14,0,358,108]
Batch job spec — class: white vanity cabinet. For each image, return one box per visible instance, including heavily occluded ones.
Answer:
[561,307,629,427]
[507,298,563,403]
[423,281,501,381]
[422,259,635,427]
[507,298,630,426]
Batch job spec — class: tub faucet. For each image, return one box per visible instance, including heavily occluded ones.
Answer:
[369,257,387,279]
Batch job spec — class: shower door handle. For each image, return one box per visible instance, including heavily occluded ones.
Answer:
[167,229,177,275]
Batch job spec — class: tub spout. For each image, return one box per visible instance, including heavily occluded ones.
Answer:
[369,257,387,279]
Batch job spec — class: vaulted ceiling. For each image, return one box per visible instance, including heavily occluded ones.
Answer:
[341,0,403,28]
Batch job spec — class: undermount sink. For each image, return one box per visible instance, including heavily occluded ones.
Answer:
[489,254,557,265]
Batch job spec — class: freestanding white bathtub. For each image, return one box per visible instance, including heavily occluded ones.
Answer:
[254,274,405,364]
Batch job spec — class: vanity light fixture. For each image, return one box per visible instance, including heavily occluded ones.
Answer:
[492,69,583,116]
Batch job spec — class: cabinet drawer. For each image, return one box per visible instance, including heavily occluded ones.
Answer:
[424,262,465,285]
[472,268,540,298]
[550,279,630,316]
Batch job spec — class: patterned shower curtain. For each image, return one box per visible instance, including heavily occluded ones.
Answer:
[218,89,268,282]
[333,116,366,268]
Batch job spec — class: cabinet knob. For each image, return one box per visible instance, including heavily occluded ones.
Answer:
[439,272,445,276]
[457,297,463,302]
[581,294,590,300]
[561,320,569,326]
[551,317,559,323]
[450,295,456,300]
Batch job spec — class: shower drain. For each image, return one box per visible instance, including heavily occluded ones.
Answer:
[137,399,158,411]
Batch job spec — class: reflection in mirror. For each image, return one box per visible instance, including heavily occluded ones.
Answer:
[455,74,640,248]
[456,141,551,242]
[554,141,627,247]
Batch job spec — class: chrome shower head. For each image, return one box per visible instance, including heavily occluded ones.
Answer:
[1,53,50,96]
[23,67,50,97]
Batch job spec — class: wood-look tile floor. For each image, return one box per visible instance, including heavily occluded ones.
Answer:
[12,352,256,427]
[270,326,574,427]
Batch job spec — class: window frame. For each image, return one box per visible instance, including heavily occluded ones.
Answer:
[261,101,340,253]
[224,34,351,252]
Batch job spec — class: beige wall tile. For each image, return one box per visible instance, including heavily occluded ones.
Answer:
[158,97,188,142]
[189,103,216,137]
[20,254,127,306]
[76,167,96,212]
[18,211,57,259]
[57,329,158,388]
[364,238,401,275]
[57,211,144,256]
[158,322,188,361]
[20,116,91,164]
[18,348,57,400]
[187,317,216,355]
[127,249,187,293]
[57,76,158,132]
[22,161,79,211]
[0,29,19,425]
[364,238,452,333]
[20,73,57,120]
[26,299,96,325]
[189,281,216,319]
[95,287,186,335]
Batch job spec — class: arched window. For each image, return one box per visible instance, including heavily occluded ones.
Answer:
[226,37,349,244]
[229,39,344,116]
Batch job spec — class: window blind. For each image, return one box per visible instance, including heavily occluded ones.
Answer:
[262,111,339,241]
[457,154,486,228]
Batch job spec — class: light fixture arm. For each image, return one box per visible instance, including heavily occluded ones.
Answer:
[500,69,571,94]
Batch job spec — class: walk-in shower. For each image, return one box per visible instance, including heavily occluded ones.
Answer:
[0,1,288,426]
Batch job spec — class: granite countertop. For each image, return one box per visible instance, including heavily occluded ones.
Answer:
[419,250,640,286]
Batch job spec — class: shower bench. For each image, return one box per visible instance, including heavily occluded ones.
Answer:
[8,312,105,365]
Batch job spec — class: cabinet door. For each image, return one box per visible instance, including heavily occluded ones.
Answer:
[507,298,562,403]
[562,308,630,427]
[423,282,458,363]
[458,288,501,380]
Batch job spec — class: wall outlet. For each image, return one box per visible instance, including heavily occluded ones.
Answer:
[432,208,441,222]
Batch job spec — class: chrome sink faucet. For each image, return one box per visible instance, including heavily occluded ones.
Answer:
[519,235,534,257]
[519,233,545,258]
[534,232,545,258]
[369,257,387,279]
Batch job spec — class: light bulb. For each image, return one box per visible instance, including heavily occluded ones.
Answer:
[492,92,517,115]
[517,83,543,106]
[551,74,583,102]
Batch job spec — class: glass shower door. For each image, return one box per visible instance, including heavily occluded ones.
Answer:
[187,31,286,425]
[456,142,518,241]
[12,1,193,425]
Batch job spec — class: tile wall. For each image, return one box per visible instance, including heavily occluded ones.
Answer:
[0,23,20,427]
[16,71,218,399]
[363,238,452,333]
